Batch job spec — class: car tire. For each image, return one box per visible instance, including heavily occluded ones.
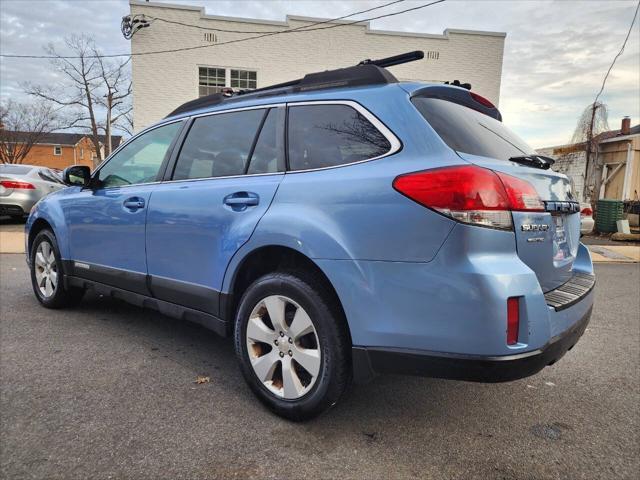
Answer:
[30,229,84,309]
[234,270,351,421]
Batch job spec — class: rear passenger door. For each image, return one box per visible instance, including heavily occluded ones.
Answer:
[145,106,285,315]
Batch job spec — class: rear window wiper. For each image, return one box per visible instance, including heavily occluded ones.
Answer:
[508,155,555,170]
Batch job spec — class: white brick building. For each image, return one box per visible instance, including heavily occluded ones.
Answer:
[129,1,506,131]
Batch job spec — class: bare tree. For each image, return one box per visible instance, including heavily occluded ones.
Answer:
[571,102,609,208]
[24,34,132,164]
[0,99,60,164]
[93,52,132,156]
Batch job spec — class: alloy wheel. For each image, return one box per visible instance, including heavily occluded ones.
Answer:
[34,241,58,298]
[246,295,321,399]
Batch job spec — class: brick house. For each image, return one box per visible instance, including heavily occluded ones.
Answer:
[4,132,122,170]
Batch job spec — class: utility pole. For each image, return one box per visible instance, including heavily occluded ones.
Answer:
[585,103,597,205]
[105,92,113,156]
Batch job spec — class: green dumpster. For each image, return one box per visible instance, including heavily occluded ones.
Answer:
[596,199,624,233]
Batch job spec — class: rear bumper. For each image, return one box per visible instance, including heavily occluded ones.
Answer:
[0,192,38,216]
[0,204,27,217]
[353,304,592,383]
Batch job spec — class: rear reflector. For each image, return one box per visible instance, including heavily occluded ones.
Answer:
[0,180,35,189]
[507,297,520,345]
[392,165,544,230]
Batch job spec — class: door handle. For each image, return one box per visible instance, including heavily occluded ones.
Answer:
[223,192,259,210]
[123,197,145,210]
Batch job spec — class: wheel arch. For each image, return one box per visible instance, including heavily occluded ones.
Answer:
[27,218,55,258]
[27,197,70,260]
[223,245,352,344]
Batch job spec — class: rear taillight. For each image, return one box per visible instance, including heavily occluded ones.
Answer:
[0,180,35,189]
[392,165,544,230]
[580,207,593,217]
[507,297,520,345]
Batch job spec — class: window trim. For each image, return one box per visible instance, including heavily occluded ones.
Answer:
[90,118,186,190]
[154,100,400,185]
[85,101,395,186]
[53,145,62,156]
[284,100,402,174]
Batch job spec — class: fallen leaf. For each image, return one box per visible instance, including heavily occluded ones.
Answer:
[195,375,210,384]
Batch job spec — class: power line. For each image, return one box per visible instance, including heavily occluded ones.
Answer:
[0,0,446,59]
[593,0,639,105]
[147,0,406,35]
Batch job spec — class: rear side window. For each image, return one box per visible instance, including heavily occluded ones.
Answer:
[173,109,265,180]
[412,97,535,160]
[288,104,391,171]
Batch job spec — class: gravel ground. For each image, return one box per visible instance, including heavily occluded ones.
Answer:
[1,254,638,480]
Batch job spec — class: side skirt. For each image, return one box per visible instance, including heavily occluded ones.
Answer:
[65,275,228,337]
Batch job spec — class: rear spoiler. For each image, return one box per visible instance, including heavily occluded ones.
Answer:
[410,85,502,122]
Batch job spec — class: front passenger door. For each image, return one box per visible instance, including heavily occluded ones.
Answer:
[60,121,184,294]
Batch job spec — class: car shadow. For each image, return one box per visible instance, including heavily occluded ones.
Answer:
[0,215,27,226]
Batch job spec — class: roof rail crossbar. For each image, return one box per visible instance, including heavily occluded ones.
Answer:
[358,50,425,68]
[166,50,425,118]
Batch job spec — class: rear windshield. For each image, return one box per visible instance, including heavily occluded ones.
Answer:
[38,168,64,184]
[412,97,535,160]
[0,164,32,175]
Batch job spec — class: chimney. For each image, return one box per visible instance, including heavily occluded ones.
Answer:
[621,116,631,136]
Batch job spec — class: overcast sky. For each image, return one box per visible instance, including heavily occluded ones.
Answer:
[1,0,638,147]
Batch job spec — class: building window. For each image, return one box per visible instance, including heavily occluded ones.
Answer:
[198,67,226,96]
[80,148,84,159]
[54,145,62,156]
[230,69,257,90]
[198,67,258,97]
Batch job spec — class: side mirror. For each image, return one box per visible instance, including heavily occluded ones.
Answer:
[63,165,92,187]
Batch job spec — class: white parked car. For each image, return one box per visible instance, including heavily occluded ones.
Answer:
[580,203,594,235]
[0,164,66,219]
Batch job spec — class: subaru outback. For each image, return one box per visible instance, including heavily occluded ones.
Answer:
[26,51,594,420]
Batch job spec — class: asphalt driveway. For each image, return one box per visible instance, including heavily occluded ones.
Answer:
[1,254,638,479]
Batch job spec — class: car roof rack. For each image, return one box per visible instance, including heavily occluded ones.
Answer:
[166,51,425,118]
